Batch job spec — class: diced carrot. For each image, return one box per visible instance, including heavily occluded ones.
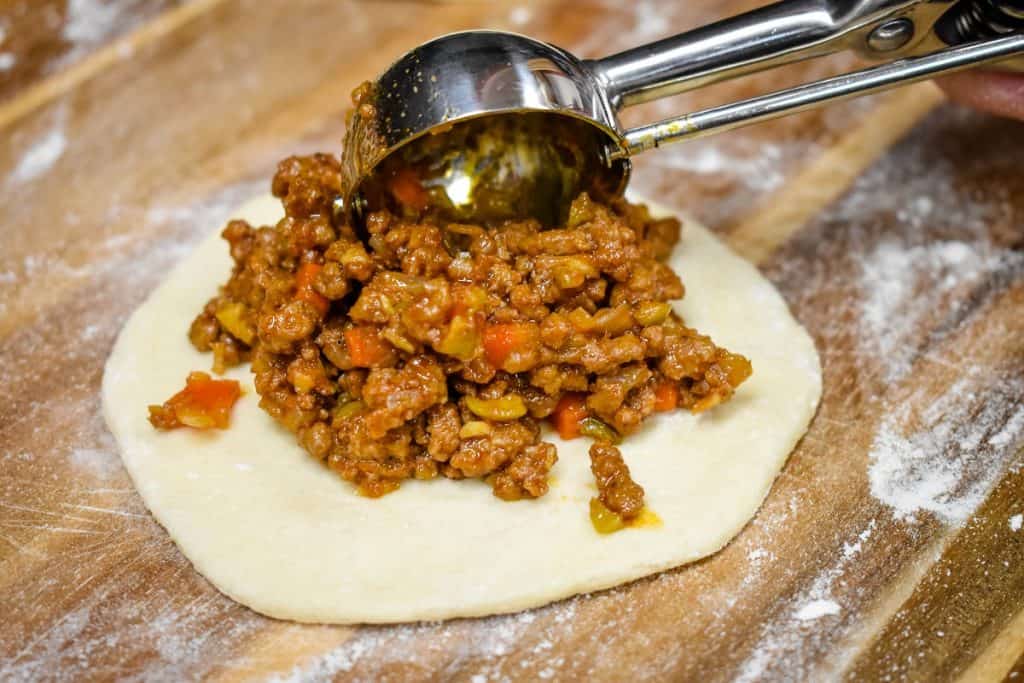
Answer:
[551,392,588,440]
[387,168,430,212]
[482,322,533,369]
[148,371,241,430]
[345,327,394,367]
[295,262,329,316]
[653,380,679,412]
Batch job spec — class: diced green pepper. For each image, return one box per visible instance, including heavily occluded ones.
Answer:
[465,394,527,421]
[634,301,672,326]
[580,417,621,444]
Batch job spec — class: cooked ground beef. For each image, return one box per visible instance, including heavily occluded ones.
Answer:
[185,152,752,514]
[589,442,645,520]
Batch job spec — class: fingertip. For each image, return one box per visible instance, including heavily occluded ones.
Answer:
[936,70,1024,122]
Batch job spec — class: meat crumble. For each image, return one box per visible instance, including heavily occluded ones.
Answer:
[173,150,752,528]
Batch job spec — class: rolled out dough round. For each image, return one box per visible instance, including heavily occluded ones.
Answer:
[102,194,821,624]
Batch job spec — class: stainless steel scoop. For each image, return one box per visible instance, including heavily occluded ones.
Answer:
[342,0,1024,225]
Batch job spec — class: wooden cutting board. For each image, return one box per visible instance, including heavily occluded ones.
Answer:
[1,1,1022,680]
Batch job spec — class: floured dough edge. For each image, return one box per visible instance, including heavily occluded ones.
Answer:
[102,194,821,624]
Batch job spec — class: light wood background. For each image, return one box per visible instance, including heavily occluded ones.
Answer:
[1,1,1022,680]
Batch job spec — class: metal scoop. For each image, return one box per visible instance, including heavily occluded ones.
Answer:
[342,0,1024,225]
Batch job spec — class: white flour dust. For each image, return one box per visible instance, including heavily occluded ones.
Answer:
[508,5,532,27]
[570,0,677,56]
[645,141,787,194]
[630,0,670,40]
[9,108,67,185]
[726,166,993,674]
[0,180,259,309]
[990,409,1024,448]
[1011,514,1023,532]
[268,606,562,682]
[266,586,683,682]
[52,0,172,69]
[868,377,1024,526]
[0,16,12,71]
[845,134,1021,381]
[794,599,841,621]
[64,0,127,45]
[858,238,1006,382]
[0,571,266,683]
[734,515,878,682]
[60,0,140,65]
[832,111,1024,527]
[842,519,876,560]
[69,445,122,481]
[0,181,269,680]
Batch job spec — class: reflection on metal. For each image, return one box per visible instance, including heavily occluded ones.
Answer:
[868,18,917,52]
[343,0,1024,224]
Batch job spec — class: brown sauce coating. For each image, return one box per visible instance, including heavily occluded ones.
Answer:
[184,151,752,506]
[589,442,645,521]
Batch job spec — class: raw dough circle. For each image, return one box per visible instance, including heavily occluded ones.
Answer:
[102,195,821,624]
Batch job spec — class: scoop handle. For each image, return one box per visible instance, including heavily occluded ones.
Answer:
[610,34,1024,159]
[590,0,922,108]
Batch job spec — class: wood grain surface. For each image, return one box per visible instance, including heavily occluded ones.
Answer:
[1,1,1022,680]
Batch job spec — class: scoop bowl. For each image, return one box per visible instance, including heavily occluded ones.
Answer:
[341,30,628,226]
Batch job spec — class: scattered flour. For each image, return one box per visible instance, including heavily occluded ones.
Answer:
[571,0,677,54]
[989,409,1024,448]
[0,179,273,681]
[252,600,620,683]
[0,52,14,71]
[734,515,876,682]
[1,181,260,310]
[647,141,785,189]
[839,110,1024,530]
[268,607,552,682]
[748,547,770,562]
[49,0,168,69]
[859,239,1006,382]
[868,377,1024,525]
[508,5,532,26]
[69,446,122,481]
[736,107,1024,683]
[841,519,876,560]
[3,79,1019,681]
[794,599,841,621]
[10,117,67,184]
[63,0,130,51]
[631,0,670,39]
[4,607,93,678]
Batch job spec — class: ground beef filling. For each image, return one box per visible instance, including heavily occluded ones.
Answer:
[186,153,752,514]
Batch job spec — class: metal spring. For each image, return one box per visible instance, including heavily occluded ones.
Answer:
[936,0,1024,44]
